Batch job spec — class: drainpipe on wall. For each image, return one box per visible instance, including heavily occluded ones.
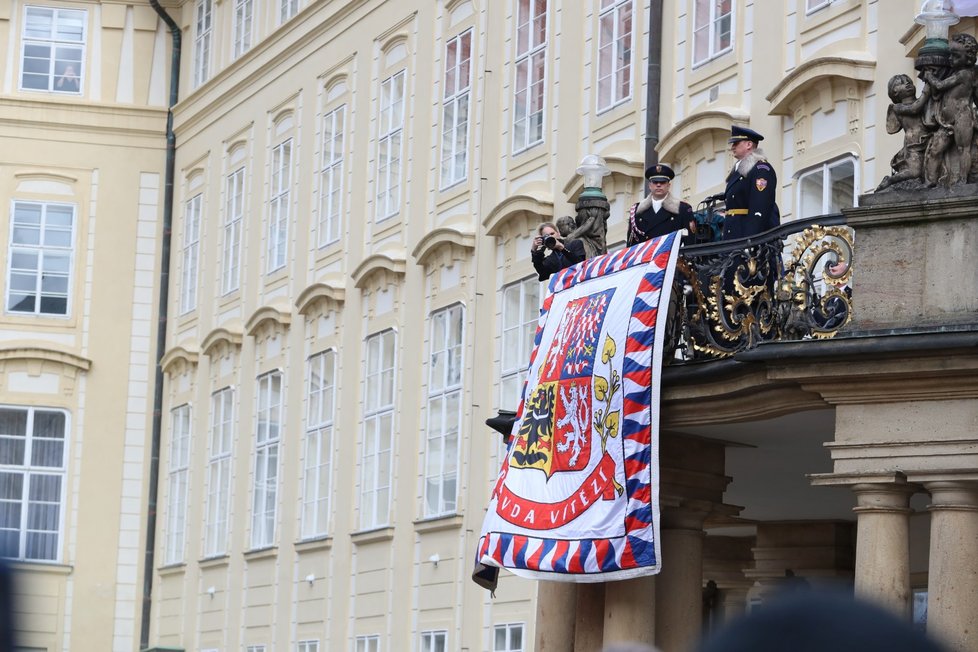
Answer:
[645,0,663,171]
[143,2,180,650]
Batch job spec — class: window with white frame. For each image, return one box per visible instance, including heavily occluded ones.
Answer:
[246,646,266,652]
[441,30,473,188]
[500,277,540,408]
[513,0,548,152]
[493,623,525,652]
[204,387,233,558]
[233,0,254,59]
[360,330,396,530]
[7,201,74,317]
[180,194,202,315]
[807,0,832,12]
[280,0,300,23]
[424,305,463,517]
[797,157,857,219]
[355,636,380,652]
[193,0,213,88]
[267,139,293,273]
[251,371,282,549]
[21,5,85,93]
[421,631,447,652]
[297,640,319,652]
[0,406,67,562]
[319,105,345,247]
[376,71,405,221]
[164,404,191,565]
[597,0,633,112]
[692,0,733,66]
[222,166,245,295]
[302,350,335,539]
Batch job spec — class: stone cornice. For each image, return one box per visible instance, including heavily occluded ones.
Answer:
[656,108,751,163]
[766,55,876,116]
[351,252,407,289]
[245,304,292,336]
[483,193,554,237]
[411,227,476,266]
[0,346,91,372]
[295,283,346,316]
[201,326,244,357]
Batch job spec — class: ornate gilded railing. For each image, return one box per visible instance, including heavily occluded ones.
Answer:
[667,214,854,363]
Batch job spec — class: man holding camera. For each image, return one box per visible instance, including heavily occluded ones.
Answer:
[531,222,585,281]
[627,164,696,247]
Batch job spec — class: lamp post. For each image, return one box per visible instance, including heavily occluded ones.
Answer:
[914,0,959,69]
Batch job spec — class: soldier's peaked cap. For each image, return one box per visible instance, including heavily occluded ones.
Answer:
[645,164,675,182]
[729,125,764,143]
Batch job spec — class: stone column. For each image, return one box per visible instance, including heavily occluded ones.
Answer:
[602,576,655,647]
[851,482,915,619]
[925,481,978,652]
[654,506,707,652]
[574,583,605,651]
[534,582,577,651]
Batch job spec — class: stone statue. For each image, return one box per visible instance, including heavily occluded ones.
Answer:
[876,32,978,193]
[877,74,930,191]
[566,196,610,259]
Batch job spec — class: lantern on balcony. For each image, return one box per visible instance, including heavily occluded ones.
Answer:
[576,154,611,199]
[915,0,959,69]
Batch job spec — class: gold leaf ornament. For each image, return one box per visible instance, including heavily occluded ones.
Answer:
[604,412,619,439]
[601,335,617,364]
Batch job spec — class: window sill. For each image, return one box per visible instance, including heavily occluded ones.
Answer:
[9,561,73,575]
[295,536,333,553]
[413,514,464,534]
[350,526,395,545]
[243,546,278,561]
[157,563,187,576]
[198,554,230,569]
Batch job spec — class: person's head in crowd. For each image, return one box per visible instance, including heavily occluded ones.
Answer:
[645,164,675,201]
[602,643,659,652]
[696,591,947,652]
[728,125,763,161]
[556,215,576,237]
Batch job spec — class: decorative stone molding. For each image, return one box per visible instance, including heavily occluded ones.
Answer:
[411,226,475,268]
[295,282,346,317]
[656,108,751,164]
[200,326,244,359]
[766,56,876,116]
[483,193,553,238]
[0,345,91,398]
[244,304,292,337]
[351,252,406,290]
[160,345,200,375]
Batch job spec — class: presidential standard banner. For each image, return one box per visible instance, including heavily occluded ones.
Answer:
[474,233,681,589]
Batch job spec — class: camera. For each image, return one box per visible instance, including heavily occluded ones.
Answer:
[543,235,558,249]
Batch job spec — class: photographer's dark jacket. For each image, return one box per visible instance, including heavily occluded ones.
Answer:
[722,152,780,240]
[627,194,694,246]
[531,239,585,281]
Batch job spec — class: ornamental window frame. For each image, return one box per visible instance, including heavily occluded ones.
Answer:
[692,0,734,68]
[0,405,69,563]
[360,330,396,530]
[19,5,86,94]
[796,155,859,219]
[193,0,213,88]
[301,349,335,540]
[512,0,548,153]
[440,29,473,189]
[179,193,202,315]
[251,370,282,549]
[6,200,75,318]
[203,387,234,558]
[376,70,406,222]
[164,404,191,565]
[596,0,634,113]
[319,104,345,247]
[423,305,464,517]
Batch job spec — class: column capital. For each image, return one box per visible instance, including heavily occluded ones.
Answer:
[851,481,917,514]
[924,479,978,513]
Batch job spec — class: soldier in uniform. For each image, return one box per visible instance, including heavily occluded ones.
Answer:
[722,126,780,240]
[626,164,695,246]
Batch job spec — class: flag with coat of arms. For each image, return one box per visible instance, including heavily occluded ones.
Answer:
[473,232,681,589]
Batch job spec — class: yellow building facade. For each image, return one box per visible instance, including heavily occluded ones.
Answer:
[0,1,170,651]
[5,0,977,651]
